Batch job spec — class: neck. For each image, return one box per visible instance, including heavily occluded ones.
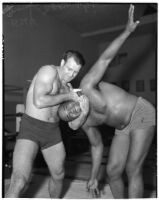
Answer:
[57,67,67,85]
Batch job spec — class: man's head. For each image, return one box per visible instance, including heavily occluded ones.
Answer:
[60,50,85,83]
[58,100,82,122]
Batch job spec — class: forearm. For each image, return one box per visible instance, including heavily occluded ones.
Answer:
[90,143,104,180]
[99,29,131,61]
[34,93,71,108]
[69,95,89,130]
[80,29,131,88]
[69,112,87,130]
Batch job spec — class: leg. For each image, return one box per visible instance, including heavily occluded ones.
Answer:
[42,141,66,198]
[5,139,39,198]
[106,133,130,199]
[126,126,155,198]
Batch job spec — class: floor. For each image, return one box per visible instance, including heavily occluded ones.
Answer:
[4,144,157,198]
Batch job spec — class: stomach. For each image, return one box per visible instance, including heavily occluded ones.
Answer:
[86,109,130,129]
[85,95,137,130]
[25,98,60,123]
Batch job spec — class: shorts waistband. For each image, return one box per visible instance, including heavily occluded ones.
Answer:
[22,113,59,129]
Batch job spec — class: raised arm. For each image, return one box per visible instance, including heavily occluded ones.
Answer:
[80,4,139,87]
[33,66,75,109]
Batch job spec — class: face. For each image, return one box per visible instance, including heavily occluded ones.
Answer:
[61,57,82,83]
[66,101,82,119]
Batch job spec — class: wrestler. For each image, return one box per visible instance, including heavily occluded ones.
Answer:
[58,5,156,198]
[5,50,87,198]
[79,5,155,198]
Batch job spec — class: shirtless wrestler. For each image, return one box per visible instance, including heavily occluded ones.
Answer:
[5,50,89,198]
[79,5,156,198]
[58,5,155,199]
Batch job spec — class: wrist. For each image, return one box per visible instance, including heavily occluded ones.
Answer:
[124,28,132,35]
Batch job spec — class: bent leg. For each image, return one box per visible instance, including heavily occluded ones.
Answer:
[126,126,155,198]
[107,133,130,198]
[5,139,39,198]
[42,141,66,198]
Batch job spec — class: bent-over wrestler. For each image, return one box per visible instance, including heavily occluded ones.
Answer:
[58,5,156,199]
[79,5,155,198]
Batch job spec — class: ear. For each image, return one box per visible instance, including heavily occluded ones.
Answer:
[60,59,65,67]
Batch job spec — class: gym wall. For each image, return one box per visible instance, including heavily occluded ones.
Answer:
[4,7,98,133]
[98,25,156,105]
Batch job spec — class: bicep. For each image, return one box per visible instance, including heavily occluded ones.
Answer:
[33,67,56,101]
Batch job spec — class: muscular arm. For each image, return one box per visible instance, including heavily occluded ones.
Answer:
[80,5,139,88]
[83,125,104,185]
[68,95,89,130]
[33,66,72,108]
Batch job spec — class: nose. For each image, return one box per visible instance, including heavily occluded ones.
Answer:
[68,72,75,79]
[70,71,74,77]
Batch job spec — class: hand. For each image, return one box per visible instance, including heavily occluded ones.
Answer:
[78,95,89,115]
[126,4,140,33]
[86,179,100,198]
[67,83,73,91]
[68,91,80,101]
[68,88,83,101]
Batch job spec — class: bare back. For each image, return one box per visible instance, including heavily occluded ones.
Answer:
[83,82,138,130]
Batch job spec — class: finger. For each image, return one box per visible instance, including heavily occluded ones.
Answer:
[94,188,100,198]
[95,188,100,197]
[92,189,97,198]
[129,4,132,18]
[129,4,134,20]
[130,5,134,21]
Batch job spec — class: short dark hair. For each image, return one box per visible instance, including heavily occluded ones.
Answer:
[62,50,85,66]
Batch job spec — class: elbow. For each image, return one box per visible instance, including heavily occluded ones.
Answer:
[33,98,43,109]
[80,81,92,94]
[93,138,104,149]
[68,122,79,130]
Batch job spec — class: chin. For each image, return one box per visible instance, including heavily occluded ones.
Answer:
[67,79,72,82]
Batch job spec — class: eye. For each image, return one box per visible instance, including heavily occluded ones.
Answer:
[67,68,72,72]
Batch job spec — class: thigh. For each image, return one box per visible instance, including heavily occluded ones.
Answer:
[13,139,39,176]
[42,142,66,173]
[108,133,130,170]
[127,126,155,166]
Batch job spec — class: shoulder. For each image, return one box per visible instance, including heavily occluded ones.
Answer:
[38,65,57,73]
[38,65,58,77]
[36,65,58,83]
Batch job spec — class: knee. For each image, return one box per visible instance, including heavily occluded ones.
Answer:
[106,162,123,180]
[10,171,28,190]
[126,161,142,179]
[52,165,65,180]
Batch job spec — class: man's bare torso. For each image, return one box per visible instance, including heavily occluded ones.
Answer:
[25,65,66,123]
[83,82,137,130]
